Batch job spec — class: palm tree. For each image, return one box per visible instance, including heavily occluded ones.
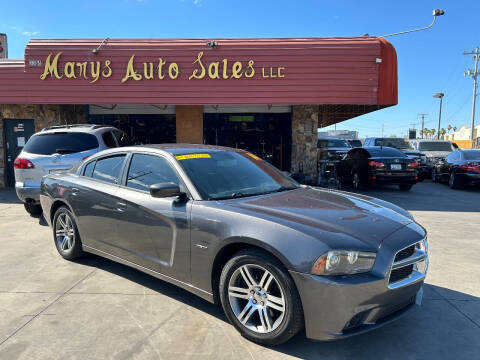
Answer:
[431,129,436,139]
[447,124,452,132]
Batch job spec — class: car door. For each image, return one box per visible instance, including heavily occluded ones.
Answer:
[440,152,456,180]
[114,152,191,281]
[69,154,128,254]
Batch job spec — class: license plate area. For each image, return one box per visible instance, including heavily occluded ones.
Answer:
[390,164,402,170]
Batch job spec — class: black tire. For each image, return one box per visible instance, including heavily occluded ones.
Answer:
[448,171,464,190]
[399,184,413,191]
[24,202,42,215]
[219,249,304,346]
[52,206,83,260]
[352,171,363,190]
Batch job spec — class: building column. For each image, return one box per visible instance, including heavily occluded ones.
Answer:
[175,105,203,144]
[291,105,319,183]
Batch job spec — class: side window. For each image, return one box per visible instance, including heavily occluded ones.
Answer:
[102,131,117,148]
[92,155,126,184]
[126,154,180,192]
[83,161,96,177]
[113,130,132,147]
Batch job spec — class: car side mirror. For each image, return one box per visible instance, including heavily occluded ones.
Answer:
[150,183,185,198]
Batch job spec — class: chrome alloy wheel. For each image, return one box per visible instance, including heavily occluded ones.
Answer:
[228,264,285,334]
[353,173,360,189]
[55,213,75,252]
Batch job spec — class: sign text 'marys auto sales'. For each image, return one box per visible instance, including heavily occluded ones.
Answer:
[39,52,285,83]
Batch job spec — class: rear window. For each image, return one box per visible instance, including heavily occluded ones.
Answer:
[374,138,413,150]
[318,139,350,148]
[23,133,99,155]
[366,147,406,157]
[418,142,454,151]
[463,150,480,160]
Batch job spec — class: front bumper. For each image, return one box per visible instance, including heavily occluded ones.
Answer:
[15,183,41,203]
[290,270,424,341]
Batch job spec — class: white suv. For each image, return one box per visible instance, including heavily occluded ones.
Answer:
[14,124,131,215]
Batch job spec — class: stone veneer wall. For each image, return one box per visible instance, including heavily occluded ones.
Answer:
[0,104,85,187]
[291,105,319,183]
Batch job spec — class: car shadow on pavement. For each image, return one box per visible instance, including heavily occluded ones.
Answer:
[75,254,227,322]
[0,189,21,204]
[74,254,480,358]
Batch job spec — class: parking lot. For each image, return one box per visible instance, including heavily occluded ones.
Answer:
[0,182,479,360]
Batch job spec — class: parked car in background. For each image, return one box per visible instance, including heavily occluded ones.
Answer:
[317,137,351,161]
[363,137,428,180]
[432,149,480,189]
[346,139,362,148]
[14,124,131,215]
[409,139,455,179]
[40,144,428,345]
[337,146,418,191]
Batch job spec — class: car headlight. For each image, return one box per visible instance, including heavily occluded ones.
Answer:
[311,250,376,276]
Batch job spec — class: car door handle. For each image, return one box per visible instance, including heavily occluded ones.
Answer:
[116,202,127,212]
[71,188,80,196]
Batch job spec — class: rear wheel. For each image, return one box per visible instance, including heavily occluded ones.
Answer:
[448,171,464,190]
[352,172,362,190]
[53,206,83,260]
[219,249,303,346]
[24,202,42,215]
[399,184,413,191]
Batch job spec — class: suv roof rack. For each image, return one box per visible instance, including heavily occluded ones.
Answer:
[41,124,113,132]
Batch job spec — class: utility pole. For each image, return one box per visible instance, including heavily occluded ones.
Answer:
[418,113,428,138]
[464,47,479,142]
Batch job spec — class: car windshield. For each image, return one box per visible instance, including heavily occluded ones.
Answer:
[175,151,299,200]
[366,147,406,157]
[318,139,350,148]
[374,138,414,150]
[24,133,99,155]
[463,150,480,160]
[418,142,455,151]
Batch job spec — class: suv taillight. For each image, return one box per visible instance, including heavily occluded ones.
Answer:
[14,158,35,169]
[408,161,419,167]
[460,163,480,172]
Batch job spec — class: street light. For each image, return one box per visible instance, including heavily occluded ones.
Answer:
[380,9,445,38]
[433,93,445,139]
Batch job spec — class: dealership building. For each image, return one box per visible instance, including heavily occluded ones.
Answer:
[0,36,397,188]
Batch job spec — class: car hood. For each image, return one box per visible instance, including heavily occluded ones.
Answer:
[223,187,413,250]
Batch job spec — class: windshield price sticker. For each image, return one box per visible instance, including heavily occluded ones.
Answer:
[246,152,261,161]
[175,153,211,161]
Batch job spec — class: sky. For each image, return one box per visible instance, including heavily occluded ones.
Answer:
[1,0,479,138]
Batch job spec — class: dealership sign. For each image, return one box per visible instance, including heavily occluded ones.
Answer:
[39,52,286,83]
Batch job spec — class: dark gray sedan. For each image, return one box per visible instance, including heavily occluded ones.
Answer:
[40,144,428,345]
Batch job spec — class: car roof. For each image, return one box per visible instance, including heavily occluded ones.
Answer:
[317,137,347,140]
[411,139,451,143]
[138,144,244,155]
[38,124,117,135]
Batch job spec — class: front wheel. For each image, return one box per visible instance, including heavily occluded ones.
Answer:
[219,249,303,346]
[53,206,83,260]
[24,202,42,215]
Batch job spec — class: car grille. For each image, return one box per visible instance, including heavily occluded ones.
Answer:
[394,245,415,262]
[388,239,428,289]
[389,264,414,283]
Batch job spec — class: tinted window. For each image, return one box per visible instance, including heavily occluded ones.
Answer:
[113,130,132,147]
[24,133,99,155]
[347,140,362,147]
[418,142,454,151]
[83,161,96,177]
[366,147,406,157]
[463,150,480,160]
[317,139,350,148]
[374,138,413,150]
[177,151,298,200]
[127,154,179,192]
[102,132,117,148]
[92,156,125,184]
